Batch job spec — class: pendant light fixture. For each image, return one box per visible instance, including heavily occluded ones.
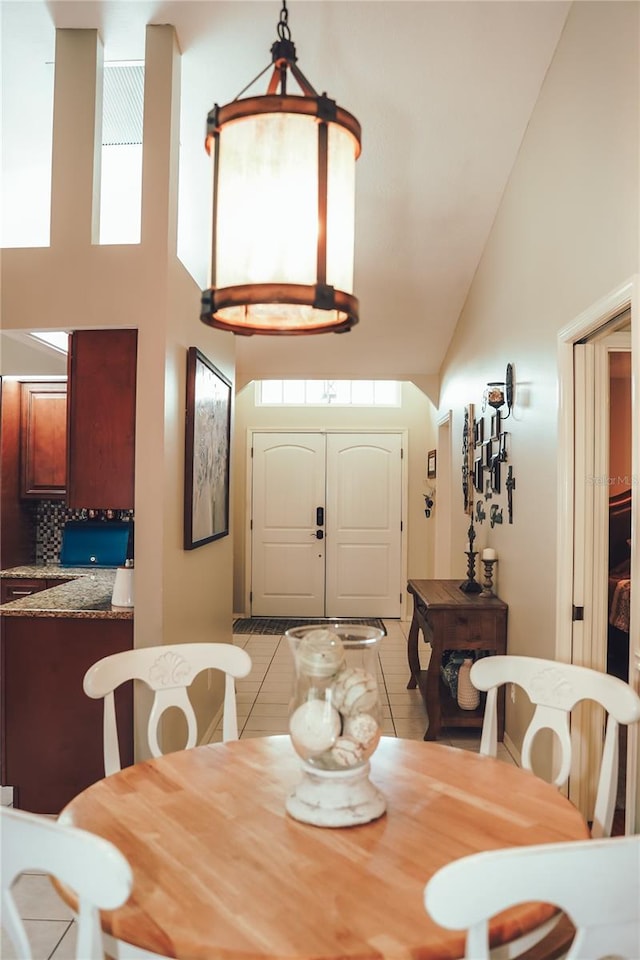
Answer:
[200,1,361,336]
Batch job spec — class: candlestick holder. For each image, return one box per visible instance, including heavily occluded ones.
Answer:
[480,559,497,598]
[460,550,482,593]
[460,518,482,593]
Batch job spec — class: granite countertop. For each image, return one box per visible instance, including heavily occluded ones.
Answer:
[0,565,134,620]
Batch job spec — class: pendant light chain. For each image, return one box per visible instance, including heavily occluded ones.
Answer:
[277,0,291,42]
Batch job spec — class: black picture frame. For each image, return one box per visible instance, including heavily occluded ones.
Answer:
[490,455,501,494]
[474,417,484,447]
[473,456,484,493]
[427,449,437,479]
[184,347,232,549]
[483,439,493,467]
[499,431,508,461]
[490,411,501,441]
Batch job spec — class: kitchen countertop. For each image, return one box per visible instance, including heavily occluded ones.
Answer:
[0,566,134,620]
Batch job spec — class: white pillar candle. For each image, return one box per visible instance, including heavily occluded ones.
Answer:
[482,548,497,561]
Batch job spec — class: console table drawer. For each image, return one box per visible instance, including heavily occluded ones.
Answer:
[444,612,499,646]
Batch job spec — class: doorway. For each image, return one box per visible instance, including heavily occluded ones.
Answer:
[250,431,404,618]
[573,328,631,827]
[557,278,639,832]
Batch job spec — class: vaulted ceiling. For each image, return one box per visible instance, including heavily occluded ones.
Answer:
[3,1,570,385]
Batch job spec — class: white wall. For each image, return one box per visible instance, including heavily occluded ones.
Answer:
[232,381,437,618]
[0,26,237,758]
[439,1,639,764]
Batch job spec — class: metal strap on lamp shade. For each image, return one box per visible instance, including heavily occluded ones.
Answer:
[200,3,361,336]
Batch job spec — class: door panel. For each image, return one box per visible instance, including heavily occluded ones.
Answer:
[251,434,325,616]
[325,434,402,618]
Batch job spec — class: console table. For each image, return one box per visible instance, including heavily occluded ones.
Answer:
[406,579,508,741]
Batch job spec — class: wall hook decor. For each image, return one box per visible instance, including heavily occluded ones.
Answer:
[475,500,486,524]
[424,492,434,519]
[490,505,503,528]
[506,466,516,524]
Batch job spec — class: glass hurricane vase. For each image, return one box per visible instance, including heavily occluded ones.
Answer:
[285,623,386,827]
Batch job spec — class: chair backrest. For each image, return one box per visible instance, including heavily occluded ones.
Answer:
[470,655,640,837]
[1,806,132,960]
[424,834,640,960]
[84,642,253,776]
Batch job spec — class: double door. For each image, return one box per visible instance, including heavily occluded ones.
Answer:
[250,432,403,618]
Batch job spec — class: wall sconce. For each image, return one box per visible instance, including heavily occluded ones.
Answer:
[482,363,514,419]
[201,0,361,336]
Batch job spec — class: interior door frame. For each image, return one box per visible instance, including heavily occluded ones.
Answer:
[557,275,640,832]
[244,428,409,620]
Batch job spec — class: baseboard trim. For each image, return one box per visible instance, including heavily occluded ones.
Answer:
[1,786,15,807]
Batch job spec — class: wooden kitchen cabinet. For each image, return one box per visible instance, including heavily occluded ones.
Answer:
[20,381,67,499]
[1,577,72,605]
[1,380,35,569]
[1,615,133,812]
[1,579,48,604]
[66,329,137,510]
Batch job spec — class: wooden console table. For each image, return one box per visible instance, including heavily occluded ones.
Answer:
[407,579,508,741]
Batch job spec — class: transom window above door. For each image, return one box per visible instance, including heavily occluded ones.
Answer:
[256,380,400,407]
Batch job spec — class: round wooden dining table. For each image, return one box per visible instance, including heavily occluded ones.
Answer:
[58,735,589,960]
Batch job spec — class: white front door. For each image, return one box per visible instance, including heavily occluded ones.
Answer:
[325,433,402,618]
[250,432,403,618]
[251,433,326,617]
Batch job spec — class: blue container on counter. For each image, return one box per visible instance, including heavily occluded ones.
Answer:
[59,521,132,568]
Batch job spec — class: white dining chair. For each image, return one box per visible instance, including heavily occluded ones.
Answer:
[1,806,132,960]
[84,642,253,776]
[470,654,640,838]
[424,834,640,960]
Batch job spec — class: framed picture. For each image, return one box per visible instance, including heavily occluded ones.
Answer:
[474,417,484,447]
[490,455,501,494]
[473,456,484,494]
[483,439,493,467]
[184,347,232,549]
[427,449,437,479]
[490,411,501,440]
[499,431,508,462]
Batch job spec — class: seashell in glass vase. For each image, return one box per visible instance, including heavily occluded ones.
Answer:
[285,623,387,827]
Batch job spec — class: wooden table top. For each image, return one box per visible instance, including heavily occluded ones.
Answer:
[59,736,589,960]
[408,578,507,609]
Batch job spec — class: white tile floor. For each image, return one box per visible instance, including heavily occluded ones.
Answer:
[3,619,516,959]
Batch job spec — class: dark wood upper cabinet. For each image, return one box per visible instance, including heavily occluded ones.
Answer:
[20,381,67,499]
[66,330,137,510]
[1,380,36,568]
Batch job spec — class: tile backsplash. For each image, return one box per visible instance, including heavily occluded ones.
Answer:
[35,501,134,565]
